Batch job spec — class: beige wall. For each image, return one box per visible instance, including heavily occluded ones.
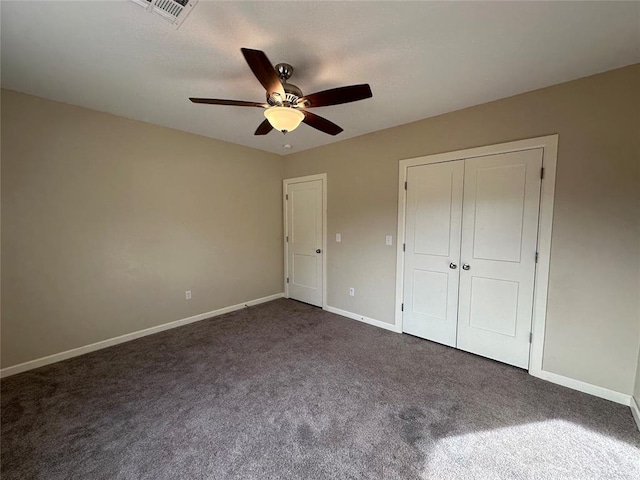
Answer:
[1,89,284,368]
[635,349,640,403]
[636,258,640,405]
[284,64,640,395]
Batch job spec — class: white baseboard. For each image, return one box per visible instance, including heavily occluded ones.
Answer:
[630,396,640,432]
[325,305,401,333]
[0,292,284,379]
[530,368,631,406]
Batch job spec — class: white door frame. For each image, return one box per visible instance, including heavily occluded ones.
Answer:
[283,173,328,309]
[394,135,558,376]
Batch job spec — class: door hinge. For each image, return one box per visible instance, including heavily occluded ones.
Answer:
[540,167,544,179]
[401,303,404,312]
[529,332,533,343]
[404,181,408,190]
[403,243,406,252]
[535,251,539,263]
[286,277,289,284]
[286,193,289,200]
[286,235,289,243]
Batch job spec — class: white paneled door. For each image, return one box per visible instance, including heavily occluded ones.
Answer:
[402,149,543,368]
[403,162,464,347]
[285,178,324,307]
[457,150,542,368]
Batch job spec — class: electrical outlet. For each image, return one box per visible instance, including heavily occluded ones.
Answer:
[385,235,393,246]
[349,287,355,296]
[336,233,341,242]
[185,290,192,300]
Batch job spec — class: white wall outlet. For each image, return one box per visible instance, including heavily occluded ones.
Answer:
[385,235,393,246]
[185,290,192,300]
[336,233,342,242]
[349,287,355,296]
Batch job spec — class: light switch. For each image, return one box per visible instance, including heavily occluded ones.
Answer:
[336,233,342,242]
[385,235,393,246]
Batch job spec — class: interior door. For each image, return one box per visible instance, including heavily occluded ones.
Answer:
[456,149,543,368]
[402,161,464,347]
[286,179,323,307]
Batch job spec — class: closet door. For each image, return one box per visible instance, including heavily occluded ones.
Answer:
[457,149,543,368]
[402,161,464,347]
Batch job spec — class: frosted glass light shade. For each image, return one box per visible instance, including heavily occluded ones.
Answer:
[264,106,304,132]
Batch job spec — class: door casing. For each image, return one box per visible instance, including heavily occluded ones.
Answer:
[283,173,327,309]
[395,135,558,376]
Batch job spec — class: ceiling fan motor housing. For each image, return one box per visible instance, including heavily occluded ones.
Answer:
[267,84,303,107]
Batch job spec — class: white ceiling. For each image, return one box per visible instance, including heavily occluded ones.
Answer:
[2,1,638,155]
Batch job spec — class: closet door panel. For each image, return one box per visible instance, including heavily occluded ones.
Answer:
[457,149,543,368]
[402,161,463,346]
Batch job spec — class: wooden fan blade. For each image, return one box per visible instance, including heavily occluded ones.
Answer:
[255,119,274,135]
[241,48,285,97]
[299,84,372,108]
[189,98,267,107]
[302,111,343,136]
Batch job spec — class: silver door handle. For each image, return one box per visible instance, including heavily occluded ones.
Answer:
[462,264,470,270]
[449,263,457,269]
[316,249,322,254]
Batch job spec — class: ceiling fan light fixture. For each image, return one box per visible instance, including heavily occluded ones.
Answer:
[264,106,304,133]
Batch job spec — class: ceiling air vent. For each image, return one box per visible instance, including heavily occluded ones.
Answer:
[130,0,198,29]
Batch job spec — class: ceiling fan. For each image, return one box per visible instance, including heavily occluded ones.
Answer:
[189,48,373,136]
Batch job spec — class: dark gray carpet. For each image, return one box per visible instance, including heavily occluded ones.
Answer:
[2,299,638,479]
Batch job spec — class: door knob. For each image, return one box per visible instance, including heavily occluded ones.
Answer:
[462,264,471,270]
[316,249,322,254]
[449,263,457,269]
